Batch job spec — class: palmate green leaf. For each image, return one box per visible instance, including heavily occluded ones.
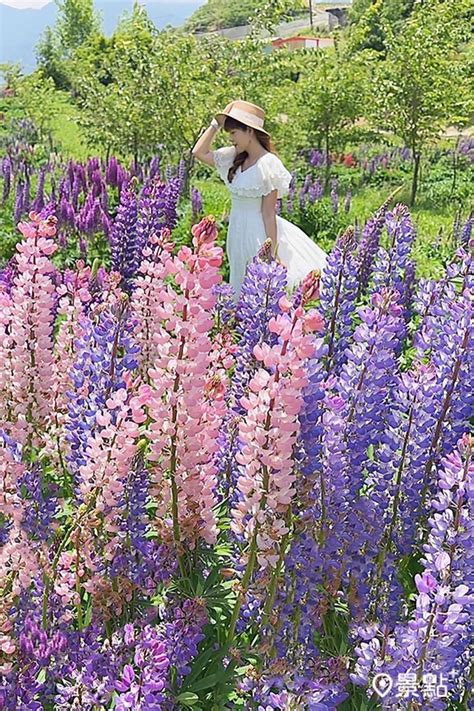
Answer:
[181,646,218,688]
[175,691,200,706]
[187,666,235,693]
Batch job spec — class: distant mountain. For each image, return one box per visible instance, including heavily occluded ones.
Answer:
[0,1,206,73]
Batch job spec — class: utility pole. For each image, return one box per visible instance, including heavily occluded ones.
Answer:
[309,0,314,30]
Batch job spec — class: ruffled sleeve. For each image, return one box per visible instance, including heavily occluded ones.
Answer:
[259,154,293,199]
[212,145,237,182]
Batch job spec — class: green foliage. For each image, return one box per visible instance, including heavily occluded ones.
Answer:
[68,5,236,163]
[182,0,306,33]
[296,49,367,170]
[36,0,101,89]
[366,0,473,204]
[348,0,416,55]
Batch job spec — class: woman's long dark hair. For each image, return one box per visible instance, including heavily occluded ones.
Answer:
[223,115,279,183]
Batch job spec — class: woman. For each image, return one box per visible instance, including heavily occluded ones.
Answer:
[192,100,328,302]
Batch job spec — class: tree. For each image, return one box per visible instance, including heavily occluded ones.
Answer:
[37,0,101,89]
[69,3,237,173]
[347,0,416,55]
[369,0,472,205]
[295,50,366,187]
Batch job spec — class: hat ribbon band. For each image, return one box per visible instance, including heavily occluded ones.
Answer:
[229,108,264,128]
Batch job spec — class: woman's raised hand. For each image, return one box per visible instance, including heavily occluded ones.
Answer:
[217,101,234,127]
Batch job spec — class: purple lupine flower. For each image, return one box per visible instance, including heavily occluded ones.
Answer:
[284,172,296,214]
[59,196,75,226]
[191,186,203,223]
[354,197,392,301]
[14,179,24,222]
[133,177,180,276]
[110,464,177,590]
[31,166,46,213]
[215,253,288,514]
[370,204,417,327]
[71,173,81,211]
[319,226,359,373]
[86,156,100,183]
[149,155,161,180]
[459,212,472,248]
[18,464,59,541]
[358,434,473,706]
[1,156,12,203]
[105,156,119,186]
[412,245,473,502]
[115,625,169,711]
[66,302,140,493]
[163,598,207,683]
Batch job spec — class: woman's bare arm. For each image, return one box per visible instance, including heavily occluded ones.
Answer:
[191,124,219,167]
[192,102,234,166]
[262,190,279,257]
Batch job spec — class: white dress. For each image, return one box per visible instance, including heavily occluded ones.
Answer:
[212,145,328,301]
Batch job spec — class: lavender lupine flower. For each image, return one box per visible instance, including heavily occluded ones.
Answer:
[110,181,139,285]
[66,302,140,492]
[285,172,296,214]
[355,434,473,707]
[149,155,161,180]
[1,157,12,203]
[22,171,31,214]
[354,197,392,301]
[191,186,203,223]
[105,156,119,186]
[370,204,417,329]
[14,179,24,222]
[309,149,325,167]
[459,212,473,248]
[0,260,15,293]
[215,253,288,508]
[308,176,323,203]
[231,251,288,413]
[298,173,312,210]
[86,157,100,183]
[18,464,59,541]
[163,598,207,684]
[176,157,187,192]
[319,226,359,374]
[239,661,349,710]
[71,173,81,212]
[115,625,170,711]
[412,247,473,507]
[59,196,75,227]
[364,361,441,624]
[110,465,177,591]
[133,177,180,276]
[31,166,46,213]
[324,289,406,620]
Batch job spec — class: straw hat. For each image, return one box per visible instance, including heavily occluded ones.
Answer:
[214,100,270,136]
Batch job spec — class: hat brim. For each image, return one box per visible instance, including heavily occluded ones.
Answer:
[214,111,270,136]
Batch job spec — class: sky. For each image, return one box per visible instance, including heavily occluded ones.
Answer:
[0,0,193,6]
[0,0,52,7]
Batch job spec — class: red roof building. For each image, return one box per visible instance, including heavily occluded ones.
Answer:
[270,36,334,51]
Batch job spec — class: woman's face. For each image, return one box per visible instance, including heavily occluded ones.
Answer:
[228,126,252,151]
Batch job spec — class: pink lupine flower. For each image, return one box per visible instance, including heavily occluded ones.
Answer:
[131,216,229,550]
[232,295,323,570]
[3,213,58,448]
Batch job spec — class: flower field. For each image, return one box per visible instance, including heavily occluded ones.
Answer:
[0,147,472,710]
